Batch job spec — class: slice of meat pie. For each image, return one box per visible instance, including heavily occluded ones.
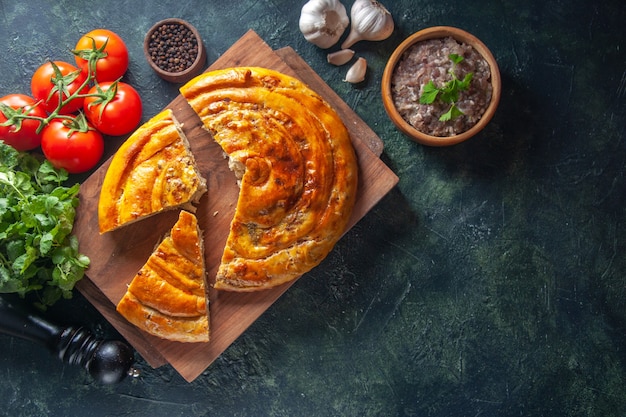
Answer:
[98,108,206,234]
[116,210,209,343]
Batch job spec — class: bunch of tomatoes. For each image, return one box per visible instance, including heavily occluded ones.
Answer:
[0,29,143,173]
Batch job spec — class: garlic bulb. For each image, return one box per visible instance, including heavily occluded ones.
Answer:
[299,0,350,49]
[344,57,367,83]
[327,49,355,66]
[341,0,394,49]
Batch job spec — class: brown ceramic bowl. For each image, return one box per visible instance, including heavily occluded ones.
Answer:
[381,26,501,146]
[144,18,207,83]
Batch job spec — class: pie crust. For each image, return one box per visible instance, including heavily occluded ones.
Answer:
[180,67,358,291]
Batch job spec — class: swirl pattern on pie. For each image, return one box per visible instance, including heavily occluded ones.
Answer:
[180,67,358,291]
[98,108,207,233]
[116,210,209,343]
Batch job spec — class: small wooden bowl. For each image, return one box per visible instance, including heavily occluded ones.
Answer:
[381,26,501,146]
[144,18,207,83]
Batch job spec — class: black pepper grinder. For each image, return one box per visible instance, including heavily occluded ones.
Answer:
[0,296,136,384]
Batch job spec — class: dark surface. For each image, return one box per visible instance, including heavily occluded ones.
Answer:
[1,1,625,416]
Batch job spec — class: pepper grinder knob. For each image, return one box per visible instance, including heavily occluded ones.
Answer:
[56,326,135,384]
[0,296,135,384]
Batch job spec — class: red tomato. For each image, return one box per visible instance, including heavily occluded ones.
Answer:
[31,61,88,114]
[0,94,47,151]
[74,29,129,82]
[41,118,104,174]
[83,81,142,136]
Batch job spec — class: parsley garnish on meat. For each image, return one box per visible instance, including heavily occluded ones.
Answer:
[420,53,474,121]
[0,142,89,307]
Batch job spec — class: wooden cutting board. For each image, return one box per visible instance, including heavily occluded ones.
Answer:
[73,30,399,382]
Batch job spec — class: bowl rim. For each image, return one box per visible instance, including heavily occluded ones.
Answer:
[381,26,502,146]
[143,18,207,82]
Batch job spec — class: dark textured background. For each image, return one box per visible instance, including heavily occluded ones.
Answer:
[1,1,625,416]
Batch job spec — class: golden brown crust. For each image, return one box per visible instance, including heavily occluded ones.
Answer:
[116,211,209,343]
[98,109,207,234]
[180,67,358,291]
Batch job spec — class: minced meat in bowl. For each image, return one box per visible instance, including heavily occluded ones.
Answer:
[381,27,501,146]
[392,37,492,137]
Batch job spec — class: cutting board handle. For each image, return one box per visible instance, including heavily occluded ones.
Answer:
[0,296,135,384]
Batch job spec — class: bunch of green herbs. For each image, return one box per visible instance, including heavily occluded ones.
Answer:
[0,142,89,307]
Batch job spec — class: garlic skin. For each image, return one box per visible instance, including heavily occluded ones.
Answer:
[341,0,394,49]
[327,49,355,66]
[299,0,350,49]
[344,57,367,83]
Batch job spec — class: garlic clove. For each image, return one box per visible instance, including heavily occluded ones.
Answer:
[299,0,350,49]
[343,57,367,83]
[341,0,394,49]
[327,49,355,66]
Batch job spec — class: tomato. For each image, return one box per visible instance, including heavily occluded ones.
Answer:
[31,61,88,114]
[0,94,47,151]
[74,29,129,82]
[83,81,142,136]
[41,118,104,174]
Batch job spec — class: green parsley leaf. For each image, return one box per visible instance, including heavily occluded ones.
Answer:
[419,81,440,104]
[449,53,464,65]
[459,72,474,90]
[439,104,465,122]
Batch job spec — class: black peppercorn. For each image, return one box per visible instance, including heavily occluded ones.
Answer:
[148,22,199,73]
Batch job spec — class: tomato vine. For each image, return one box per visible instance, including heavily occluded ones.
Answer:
[0,29,140,173]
